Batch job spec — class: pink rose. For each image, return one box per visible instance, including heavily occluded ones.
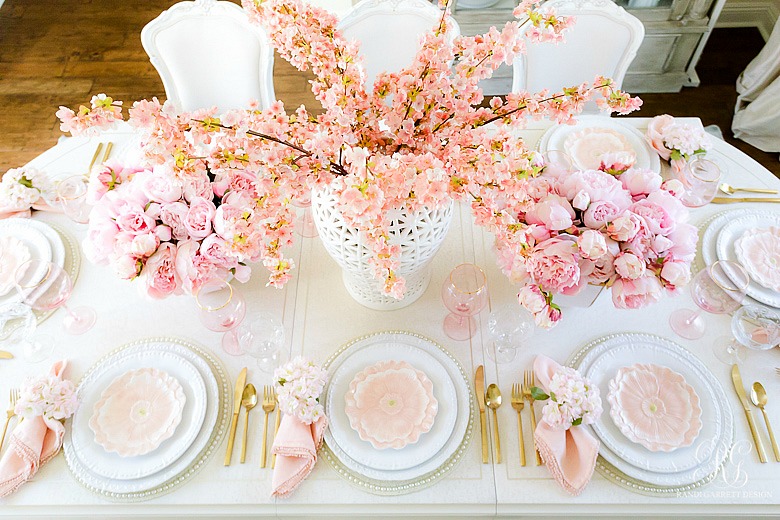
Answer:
[139,166,183,203]
[525,194,575,231]
[620,168,663,197]
[160,202,189,241]
[527,238,580,293]
[661,260,691,289]
[140,242,181,299]
[518,284,547,314]
[606,214,641,242]
[184,197,216,240]
[611,276,662,309]
[645,115,674,161]
[577,230,608,260]
[583,200,621,229]
[614,252,646,279]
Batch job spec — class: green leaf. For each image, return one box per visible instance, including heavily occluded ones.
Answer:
[530,387,549,401]
[572,417,583,426]
[549,391,557,402]
[669,149,682,161]
[18,175,34,189]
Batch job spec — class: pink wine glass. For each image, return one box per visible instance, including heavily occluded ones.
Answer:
[55,175,92,223]
[15,259,96,335]
[195,279,247,355]
[678,157,720,208]
[442,263,489,341]
[669,260,749,340]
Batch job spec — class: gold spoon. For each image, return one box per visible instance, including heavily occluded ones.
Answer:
[751,382,780,462]
[240,384,257,464]
[486,384,502,464]
[718,183,778,196]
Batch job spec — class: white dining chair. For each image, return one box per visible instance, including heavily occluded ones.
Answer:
[141,0,275,114]
[338,0,461,90]
[512,0,644,113]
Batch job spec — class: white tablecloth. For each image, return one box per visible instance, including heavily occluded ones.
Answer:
[1,118,779,517]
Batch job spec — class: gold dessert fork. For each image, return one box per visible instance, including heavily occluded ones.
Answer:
[0,388,20,452]
[522,371,542,465]
[511,383,526,467]
[260,386,276,468]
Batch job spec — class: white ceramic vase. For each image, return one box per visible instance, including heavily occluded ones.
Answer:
[310,188,453,310]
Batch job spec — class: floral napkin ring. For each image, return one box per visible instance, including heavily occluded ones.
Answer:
[532,366,602,430]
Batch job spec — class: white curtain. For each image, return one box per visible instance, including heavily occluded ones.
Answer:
[732,18,780,154]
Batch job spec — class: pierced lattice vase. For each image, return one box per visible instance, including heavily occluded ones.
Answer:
[311,189,453,310]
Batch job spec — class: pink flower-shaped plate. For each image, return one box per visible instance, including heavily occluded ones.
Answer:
[565,127,636,171]
[89,367,187,457]
[734,227,780,292]
[607,363,702,452]
[345,360,438,450]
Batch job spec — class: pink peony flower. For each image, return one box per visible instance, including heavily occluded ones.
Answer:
[199,234,236,268]
[527,238,580,293]
[599,151,636,176]
[582,200,621,229]
[630,200,673,236]
[660,260,691,289]
[611,276,662,309]
[665,223,699,263]
[614,251,646,280]
[139,166,183,203]
[159,202,190,241]
[518,283,547,314]
[620,167,663,197]
[183,197,216,240]
[645,115,674,161]
[577,229,608,260]
[525,194,575,231]
[559,169,632,208]
[607,213,641,242]
[140,242,181,299]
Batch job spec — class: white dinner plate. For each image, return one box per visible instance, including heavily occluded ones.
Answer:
[715,212,780,308]
[327,342,457,471]
[323,331,473,487]
[69,350,207,481]
[64,338,225,496]
[538,115,661,173]
[573,333,733,488]
[0,219,53,304]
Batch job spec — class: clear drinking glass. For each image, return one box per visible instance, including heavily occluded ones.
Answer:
[195,279,247,355]
[294,191,318,238]
[55,175,92,223]
[714,305,780,364]
[15,259,96,335]
[441,263,489,341]
[486,306,535,363]
[678,157,720,208]
[669,260,749,340]
[0,302,52,363]
[236,312,287,373]
[542,150,574,178]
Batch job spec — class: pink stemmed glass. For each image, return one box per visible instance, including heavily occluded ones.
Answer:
[442,263,489,341]
[195,279,247,355]
[678,157,720,208]
[294,191,318,238]
[669,260,749,340]
[15,259,96,335]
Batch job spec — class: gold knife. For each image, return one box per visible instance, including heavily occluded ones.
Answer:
[731,364,767,463]
[224,367,247,466]
[711,197,780,204]
[475,365,489,464]
[0,351,13,359]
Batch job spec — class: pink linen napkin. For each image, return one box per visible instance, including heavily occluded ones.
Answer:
[533,355,600,496]
[0,360,69,498]
[0,201,60,220]
[271,414,328,497]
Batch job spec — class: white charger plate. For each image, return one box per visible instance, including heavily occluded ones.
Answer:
[538,115,661,173]
[327,342,457,471]
[69,350,207,480]
[715,212,780,308]
[0,220,53,304]
[322,331,473,494]
[64,338,227,498]
[572,333,733,488]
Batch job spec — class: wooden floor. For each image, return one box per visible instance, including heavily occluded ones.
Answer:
[1,0,777,176]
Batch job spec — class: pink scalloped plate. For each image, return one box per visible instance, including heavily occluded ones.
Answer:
[345,360,438,450]
[89,367,187,457]
[565,127,636,171]
[607,363,702,452]
[734,227,780,292]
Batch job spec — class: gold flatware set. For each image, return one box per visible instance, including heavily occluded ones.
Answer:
[475,366,542,466]
[224,368,280,468]
[0,351,13,360]
[87,141,113,173]
[732,364,779,463]
[712,183,779,204]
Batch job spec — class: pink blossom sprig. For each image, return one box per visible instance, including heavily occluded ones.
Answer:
[273,356,328,425]
[56,94,123,136]
[15,373,78,422]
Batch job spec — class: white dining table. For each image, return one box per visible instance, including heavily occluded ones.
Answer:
[0,117,778,518]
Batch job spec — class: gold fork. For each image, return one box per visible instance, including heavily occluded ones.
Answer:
[0,388,20,452]
[271,391,281,469]
[510,383,526,467]
[522,371,542,465]
[260,386,276,468]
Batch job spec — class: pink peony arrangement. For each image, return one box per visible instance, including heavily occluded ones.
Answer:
[645,114,712,172]
[15,371,79,422]
[53,0,642,304]
[532,365,601,430]
[508,154,697,328]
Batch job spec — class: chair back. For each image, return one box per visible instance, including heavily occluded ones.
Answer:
[338,0,460,89]
[512,0,644,112]
[141,0,275,113]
